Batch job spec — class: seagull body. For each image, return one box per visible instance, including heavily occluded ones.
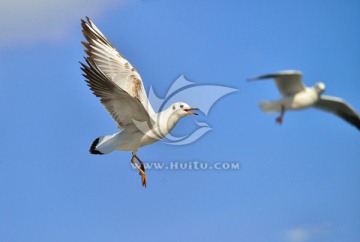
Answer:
[80,17,198,187]
[259,87,319,113]
[249,70,360,130]
[89,105,188,153]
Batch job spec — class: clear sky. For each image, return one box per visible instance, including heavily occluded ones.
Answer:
[0,0,359,241]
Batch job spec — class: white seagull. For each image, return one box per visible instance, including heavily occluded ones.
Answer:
[248,70,360,130]
[80,17,198,187]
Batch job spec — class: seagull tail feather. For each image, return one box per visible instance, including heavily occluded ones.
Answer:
[89,133,121,155]
[89,137,104,154]
[259,101,282,113]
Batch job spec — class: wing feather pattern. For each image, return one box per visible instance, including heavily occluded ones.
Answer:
[81,17,155,118]
[80,57,152,130]
[249,70,306,96]
[314,95,360,130]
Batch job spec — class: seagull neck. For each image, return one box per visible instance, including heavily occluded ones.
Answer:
[156,108,181,136]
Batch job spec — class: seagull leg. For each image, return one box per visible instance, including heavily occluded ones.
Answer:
[276,105,285,125]
[134,155,147,187]
[131,154,147,188]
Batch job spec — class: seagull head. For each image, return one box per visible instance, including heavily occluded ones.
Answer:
[171,102,199,117]
[314,82,326,95]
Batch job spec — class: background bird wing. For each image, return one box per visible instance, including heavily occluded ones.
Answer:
[313,95,360,130]
[81,58,153,130]
[81,17,155,118]
[248,70,306,96]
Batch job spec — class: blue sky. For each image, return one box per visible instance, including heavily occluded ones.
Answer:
[0,0,359,241]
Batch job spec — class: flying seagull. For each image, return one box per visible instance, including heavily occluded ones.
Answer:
[248,70,360,130]
[80,17,198,187]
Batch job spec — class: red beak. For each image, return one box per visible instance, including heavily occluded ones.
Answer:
[184,107,199,115]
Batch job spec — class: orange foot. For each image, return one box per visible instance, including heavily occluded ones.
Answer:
[131,155,147,188]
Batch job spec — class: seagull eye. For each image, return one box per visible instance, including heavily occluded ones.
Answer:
[173,105,175,110]
[180,104,184,108]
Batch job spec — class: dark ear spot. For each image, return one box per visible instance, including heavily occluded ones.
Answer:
[173,105,175,110]
[180,104,184,108]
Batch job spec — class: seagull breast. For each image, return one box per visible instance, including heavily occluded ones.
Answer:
[285,88,319,110]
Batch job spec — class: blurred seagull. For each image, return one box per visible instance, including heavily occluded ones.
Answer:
[248,70,360,130]
[80,17,198,187]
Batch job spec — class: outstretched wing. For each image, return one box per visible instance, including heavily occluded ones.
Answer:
[81,58,153,130]
[248,70,306,96]
[314,95,360,130]
[81,17,155,118]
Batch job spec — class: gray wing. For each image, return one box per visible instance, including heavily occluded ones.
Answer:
[80,58,153,130]
[314,95,360,130]
[81,17,156,119]
[248,70,306,96]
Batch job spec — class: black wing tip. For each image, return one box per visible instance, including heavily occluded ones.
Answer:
[349,120,360,131]
[89,138,104,155]
[253,74,277,80]
[333,110,360,131]
[247,73,279,81]
[344,114,360,130]
[248,70,303,81]
[81,16,91,23]
[351,117,360,131]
